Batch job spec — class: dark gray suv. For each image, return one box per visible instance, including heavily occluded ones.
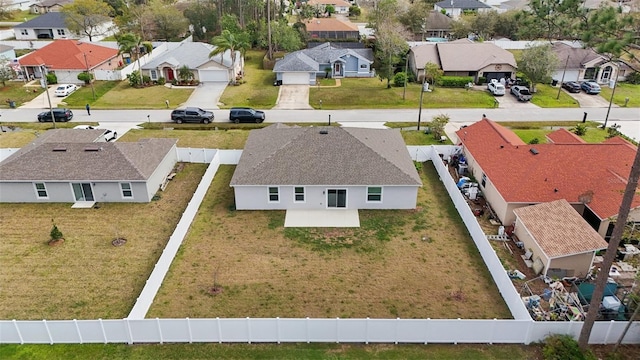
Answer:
[229,107,265,123]
[170,107,214,124]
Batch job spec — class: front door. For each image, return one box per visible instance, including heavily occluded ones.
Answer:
[72,183,94,201]
[327,189,346,208]
[333,63,341,76]
[165,68,175,81]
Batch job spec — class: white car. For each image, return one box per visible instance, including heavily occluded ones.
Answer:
[487,80,505,96]
[73,125,117,142]
[54,84,77,97]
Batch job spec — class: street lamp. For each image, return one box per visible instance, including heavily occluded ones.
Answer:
[40,65,56,129]
[83,52,96,100]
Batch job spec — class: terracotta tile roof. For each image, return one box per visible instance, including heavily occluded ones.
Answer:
[456,119,640,220]
[546,128,586,144]
[305,18,359,32]
[18,40,118,70]
[514,199,607,257]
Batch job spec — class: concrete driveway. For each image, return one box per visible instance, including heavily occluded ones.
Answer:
[19,85,68,109]
[272,85,313,110]
[181,82,227,110]
[495,92,539,109]
[567,91,613,108]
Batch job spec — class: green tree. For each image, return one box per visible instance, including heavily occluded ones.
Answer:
[449,15,472,39]
[210,30,251,84]
[369,0,409,89]
[397,0,431,40]
[127,70,141,87]
[114,3,153,41]
[296,4,316,23]
[470,11,498,40]
[149,0,189,41]
[325,4,335,16]
[493,10,520,40]
[349,6,361,17]
[61,0,112,41]
[184,0,219,41]
[424,62,443,88]
[517,44,559,92]
[430,114,450,140]
[117,33,144,71]
[524,0,584,41]
[178,65,194,83]
[0,57,14,86]
[272,19,304,52]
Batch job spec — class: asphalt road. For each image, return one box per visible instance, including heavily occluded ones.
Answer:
[1,107,638,139]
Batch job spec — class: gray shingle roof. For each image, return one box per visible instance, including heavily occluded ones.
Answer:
[436,41,517,71]
[0,132,177,181]
[273,43,374,73]
[142,42,234,70]
[230,124,422,186]
[273,52,318,72]
[551,42,605,69]
[14,12,66,29]
[435,0,492,9]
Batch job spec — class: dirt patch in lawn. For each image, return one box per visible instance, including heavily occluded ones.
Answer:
[148,163,512,319]
[0,163,207,320]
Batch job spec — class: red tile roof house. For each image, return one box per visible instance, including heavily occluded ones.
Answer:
[304,17,360,41]
[17,40,121,84]
[455,119,640,239]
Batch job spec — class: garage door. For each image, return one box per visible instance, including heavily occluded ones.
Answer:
[199,70,229,82]
[553,70,579,82]
[282,72,310,85]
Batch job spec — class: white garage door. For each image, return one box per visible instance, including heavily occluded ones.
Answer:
[554,70,580,82]
[199,70,229,82]
[282,72,310,85]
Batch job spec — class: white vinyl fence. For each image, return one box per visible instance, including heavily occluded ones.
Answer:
[0,146,638,344]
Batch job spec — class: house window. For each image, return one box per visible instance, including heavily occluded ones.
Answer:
[481,173,487,188]
[360,64,367,69]
[56,29,65,36]
[150,70,158,80]
[294,187,305,202]
[268,187,279,202]
[584,67,596,80]
[34,183,48,198]
[367,187,382,202]
[20,29,28,35]
[120,183,133,198]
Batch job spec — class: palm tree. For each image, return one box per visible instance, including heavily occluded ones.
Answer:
[209,30,250,85]
[117,33,143,72]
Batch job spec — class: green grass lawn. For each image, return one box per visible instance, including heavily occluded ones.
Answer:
[63,81,193,109]
[531,84,580,108]
[218,50,279,108]
[509,122,609,144]
[0,81,45,109]
[310,79,496,109]
[600,82,640,107]
[4,10,38,22]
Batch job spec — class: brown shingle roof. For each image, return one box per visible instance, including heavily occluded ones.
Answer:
[436,41,517,71]
[513,199,607,257]
[230,124,422,186]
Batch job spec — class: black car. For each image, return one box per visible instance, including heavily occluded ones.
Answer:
[37,108,73,122]
[562,81,581,93]
[170,107,214,124]
[229,107,265,123]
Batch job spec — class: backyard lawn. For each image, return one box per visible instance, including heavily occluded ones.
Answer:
[148,163,511,319]
[120,128,250,149]
[0,163,207,319]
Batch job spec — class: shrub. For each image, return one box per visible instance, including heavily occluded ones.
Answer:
[127,70,141,87]
[142,75,151,84]
[393,72,407,87]
[349,5,361,17]
[572,124,588,136]
[157,77,166,85]
[437,76,474,88]
[625,71,640,85]
[477,76,486,85]
[46,73,57,85]
[542,334,595,360]
[50,222,63,240]
[528,137,540,144]
[77,72,93,84]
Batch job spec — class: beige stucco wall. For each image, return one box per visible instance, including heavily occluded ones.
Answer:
[514,217,548,273]
[548,252,595,278]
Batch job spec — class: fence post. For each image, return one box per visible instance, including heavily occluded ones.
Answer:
[246,317,251,344]
[605,320,615,344]
[365,317,369,344]
[306,317,310,343]
[156,318,163,344]
[74,319,83,344]
[424,318,430,345]
[276,317,280,344]
[42,319,53,345]
[335,317,340,343]
[395,317,400,345]
[490,319,496,345]
[125,318,134,345]
[217,317,222,344]
[12,320,24,344]
[524,320,534,344]
[99,318,107,344]
[186,317,193,343]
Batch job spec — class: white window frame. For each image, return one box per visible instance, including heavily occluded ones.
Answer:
[268,186,279,203]
[481,173,487,188]
[34,182,48,199]
[150,69,158,80]
[366,186,382,202]
[20,29,28,35]
[56,29,65,36]
[120,182,133,198]
[294,187,305,203]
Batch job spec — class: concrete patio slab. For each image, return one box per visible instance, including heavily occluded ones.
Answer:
[284,209,360,227]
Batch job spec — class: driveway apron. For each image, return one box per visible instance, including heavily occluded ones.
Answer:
[272,85,313,110]
[182,82,227,110]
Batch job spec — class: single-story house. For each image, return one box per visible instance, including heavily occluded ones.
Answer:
[17,39,120,84]
[551,42,630,84]
[414,11,453,40]
[513,199,608,278]
[230,124,422,211]
[307,0,352,14]
[409,39,517,83]
[13,12,71,40]
[141,42,240,83]
[273,42,374,85]
[29,0,72,13]
[0,44,16,60]
[434,0,493,19]
[304,17,360,41]
[454,118,640,239]
[0,129,178,204]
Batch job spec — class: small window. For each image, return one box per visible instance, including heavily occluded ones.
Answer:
[481,173,487,188]
[150,70,157,80]
[360,64,367,69]
[20,29,28,35]
[120,183,133,198]
[57,29,65,35]
[268,187,279,202]
[34,183,48,198]
[294,187,305,202]
[367,187,382,202]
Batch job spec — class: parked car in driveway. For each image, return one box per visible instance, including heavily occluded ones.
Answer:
[229,107,266,123]
[510,86,533,102]
[170,107,214,124]
[581,81,601,95]
[37,108,73,122]
[487,80,505,96]
[562,81,581,93]
[54,84,77,97]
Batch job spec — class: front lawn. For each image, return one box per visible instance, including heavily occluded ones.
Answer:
[310,79,496,109]
[0,81,45,109]
[218,50,279,108]
[530,84,580,108]
[600,82,640,107]
[64,81,193,109]
[505,121,610,144]
[148,164,511,319]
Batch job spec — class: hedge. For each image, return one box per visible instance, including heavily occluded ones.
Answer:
[437,76,474,88]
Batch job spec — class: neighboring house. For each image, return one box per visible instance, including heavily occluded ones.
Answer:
[0,129,178,204]
[409,39,517,83]
[141,42,240,83]
[29,0,72,13]
[416,11,453,40]
[273,42,374,85]
[513,199,608,278]
[454,118,640,239]
[307,0,352,14]
[551,42,628,84]
[304,17,360,41]
[0,45,16,60]
[17,39,120,84]
[230,124,422,210]
[13,12,71,40]
[434,0,493,19]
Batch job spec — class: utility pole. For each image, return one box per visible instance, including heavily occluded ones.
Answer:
[603,79,617,129]
[41,65,56,129]
[417,76,425,131]
[556,55,569,100]
[267,0,273,61]
[83,52,96,100]
[402,50,409,100]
